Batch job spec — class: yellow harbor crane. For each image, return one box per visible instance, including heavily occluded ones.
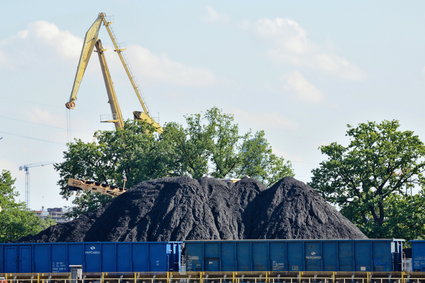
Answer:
[67,178,126,197]
[66,12,162,132]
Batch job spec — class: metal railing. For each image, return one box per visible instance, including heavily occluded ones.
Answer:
[1,272,425,283]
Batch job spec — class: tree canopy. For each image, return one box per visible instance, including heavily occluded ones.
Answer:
[309,120,425,239]
[0,170,53,242]
[56,107,294,216]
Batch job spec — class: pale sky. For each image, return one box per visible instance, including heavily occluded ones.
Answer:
[1,1,425,210]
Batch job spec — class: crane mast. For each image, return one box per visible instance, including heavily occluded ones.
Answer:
[66,13,162,132]
[95,39,124,129]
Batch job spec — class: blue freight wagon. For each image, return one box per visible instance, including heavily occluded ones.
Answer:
[182,239,404,272]
[411,240,425,272]
[0,239,407,274]
[0,242,181,274]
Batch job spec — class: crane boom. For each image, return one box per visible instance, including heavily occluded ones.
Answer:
[66,14,103,110]
[102,20,150,115]
[67,178,126,197]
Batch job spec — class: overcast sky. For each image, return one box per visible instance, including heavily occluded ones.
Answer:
[1,1,425,210]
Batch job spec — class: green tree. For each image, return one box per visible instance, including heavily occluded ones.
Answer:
[170,114,211,178]
[236,130,293,185]
[165,108,294,183]
[309,120,425,239]
[204,108,240,178]
[0,170,53,242]
[56,108,294,216]
[56,120,168,217]
[384,192,425,240]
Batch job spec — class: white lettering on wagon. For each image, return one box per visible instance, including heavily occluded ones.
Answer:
[306,251,321,260]
[85,246,101,255]
[52,261,67,272]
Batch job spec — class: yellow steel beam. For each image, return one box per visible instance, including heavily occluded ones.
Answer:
[94,39,124,129]
[66,13,104,109]
[102,18,150,115]
[101,17,163,133]
[67,178,126,197]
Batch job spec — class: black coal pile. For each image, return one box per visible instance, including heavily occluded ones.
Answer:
[246,178,364,239]
[20,176,366,242]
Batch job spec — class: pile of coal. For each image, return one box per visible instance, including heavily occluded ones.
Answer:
[20,177,366,242]
[246,178,365,239]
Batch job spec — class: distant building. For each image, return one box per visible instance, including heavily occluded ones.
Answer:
[32,207,69,223]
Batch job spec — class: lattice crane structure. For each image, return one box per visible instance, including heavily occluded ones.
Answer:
[19,162,54,209]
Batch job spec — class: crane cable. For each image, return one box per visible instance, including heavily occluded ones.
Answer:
[66,109,72,144]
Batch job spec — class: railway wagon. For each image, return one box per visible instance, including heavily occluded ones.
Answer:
[412,240,425,272]
[183,239,404,272]
[0,242,181,274]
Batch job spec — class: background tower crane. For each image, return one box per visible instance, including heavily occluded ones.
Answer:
[19,162,54,209]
